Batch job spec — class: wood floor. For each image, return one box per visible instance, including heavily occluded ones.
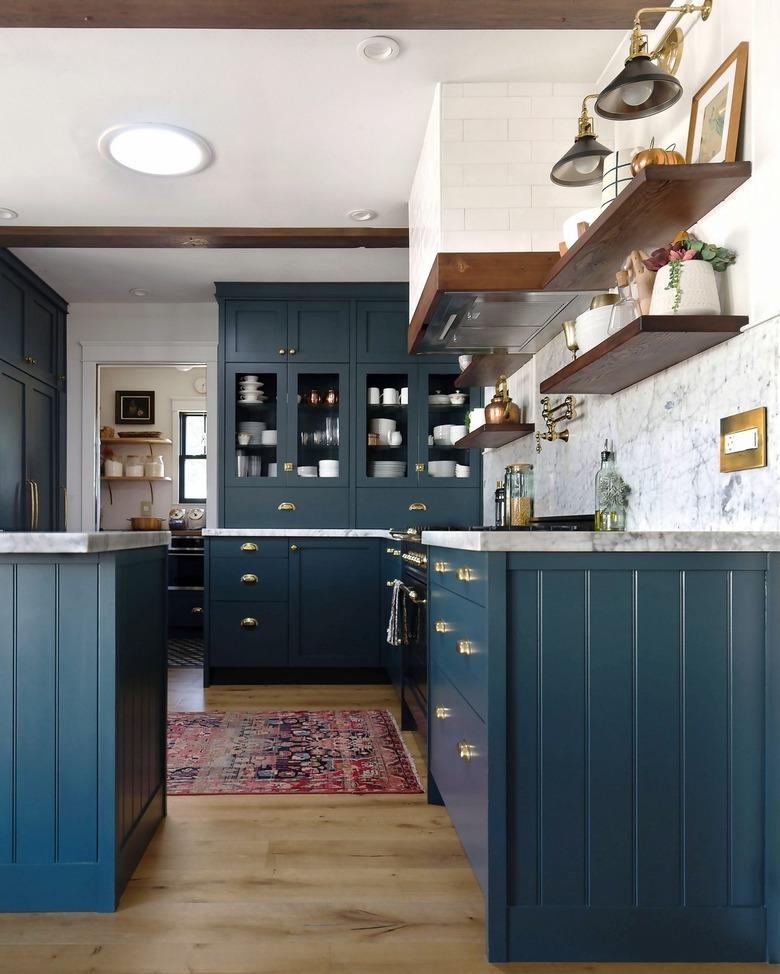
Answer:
[0,670,770,973]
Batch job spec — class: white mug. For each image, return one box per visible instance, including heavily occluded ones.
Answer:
[382,388,399,404]
[400,387,409,405]
[368,387,380,405]
[388,431,402,446]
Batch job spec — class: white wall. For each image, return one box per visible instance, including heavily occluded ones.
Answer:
[482,0,780,530]
[67,302,218,530]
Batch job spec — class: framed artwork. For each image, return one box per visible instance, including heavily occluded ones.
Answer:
[685,41,748,165]
[115,390,155,425]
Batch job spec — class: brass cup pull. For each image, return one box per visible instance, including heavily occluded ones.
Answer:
[434,620,447,633]
[191,606,204,616]
[409,502,427,512]
[241,573,258,585]
[278,347,286,355]
[457,740,475,761]
[457,639,474,656]
[240,617,259,629]
[240,542,258,552]
[278,502,296,511]
[457,567,473,582]
[433,561,447,573]
[434,706,451,720]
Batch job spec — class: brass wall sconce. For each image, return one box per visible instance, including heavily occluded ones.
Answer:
[536,396,577,453]
[595,1,713,120]
[550,94,613,186]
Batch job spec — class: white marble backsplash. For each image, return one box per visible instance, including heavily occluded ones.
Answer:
[482,315,780,531]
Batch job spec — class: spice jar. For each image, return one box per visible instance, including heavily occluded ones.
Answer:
[505,463,534,527]
[144,454,165,478]
[124,455,144,477]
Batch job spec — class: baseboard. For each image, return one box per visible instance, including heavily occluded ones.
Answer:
[207,666,390,685]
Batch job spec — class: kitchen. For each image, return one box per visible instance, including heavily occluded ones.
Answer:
[0,2,778,971]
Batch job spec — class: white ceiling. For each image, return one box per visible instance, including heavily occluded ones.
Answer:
[1,27,623,300]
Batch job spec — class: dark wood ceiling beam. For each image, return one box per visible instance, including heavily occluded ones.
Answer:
[0,227,409,249]
[0,1,662,30]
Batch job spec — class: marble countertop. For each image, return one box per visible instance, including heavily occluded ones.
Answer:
[422,530,780,553]
[0,531,171,555]
[204,528,392,539]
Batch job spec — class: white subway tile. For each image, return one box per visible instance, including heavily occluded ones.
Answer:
[552,82,591,97]
[552,117,579,141]
[442,140,532,164]
[532,183,601,208]
[508,81,553,96]
[508,117,553,141]
[531,140,571,163]
[462,82,509,97]
[442,96,532,119]
[464,118,508,141]
[463,163,509,186]
[442,164,464,186]
[507,162,555,186]
[531,229,562,251]
[442,209,465,231]
[441,118,464,142]
[443,185,532,209]
[509,207,556,231]
[441,83,464,97]
[465,208,511,231]
[442,229,533,251]
[531,95,584,118]
[554,206,600,226]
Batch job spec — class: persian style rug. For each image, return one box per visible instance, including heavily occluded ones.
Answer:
[167,710,423,795]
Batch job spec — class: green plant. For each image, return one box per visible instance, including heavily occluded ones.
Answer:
[643,233,736,311]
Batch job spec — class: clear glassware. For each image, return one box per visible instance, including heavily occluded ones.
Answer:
[607,270,641,336]
[594,439,628,531]
[505,463,534,527]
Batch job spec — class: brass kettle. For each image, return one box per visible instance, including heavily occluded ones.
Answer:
[485,375,520,425]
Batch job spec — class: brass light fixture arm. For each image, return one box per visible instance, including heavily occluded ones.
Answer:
[629,1,713,63]
[576,94,602,138]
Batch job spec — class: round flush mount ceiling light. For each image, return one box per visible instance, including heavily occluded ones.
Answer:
[98,124,213,176]
[357,36,400,63]
[0,207,19,220]
[347,208,378,222]
[128,288,149,297]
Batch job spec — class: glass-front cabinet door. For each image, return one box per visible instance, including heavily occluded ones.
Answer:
[286,364,350,487]
[225,363,288,487]
[356,364,417,487]
[416,364,480,488]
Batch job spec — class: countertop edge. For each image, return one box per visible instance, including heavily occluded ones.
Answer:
[203,528,393,539]
[421,530,780,553]
[0,531,171,555]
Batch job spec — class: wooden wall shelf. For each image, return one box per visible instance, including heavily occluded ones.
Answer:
[540,315,748,396]
[100,476,172,483]
[544,163,752,291]
[101,438,173,445]
[453,423,535,449]
[454,353,531,389]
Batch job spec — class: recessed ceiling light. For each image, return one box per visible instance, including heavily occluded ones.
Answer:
[129,288,149,297]
[347,208,378,222]
[357,36,401,63]
[99,124,213,176]
[0,207,18,220]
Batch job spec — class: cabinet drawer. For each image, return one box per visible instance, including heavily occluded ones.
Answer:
[223,487,350,529]
[429,547,488,607]
[208,602,288,667]
[355,488,479,529]
[430,583,488,720]
[208,537,290,559]
[211,555,289,602]
[168,589,205,629]
[430,663,488,894]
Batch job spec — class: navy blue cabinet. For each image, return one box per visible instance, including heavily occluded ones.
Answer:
[380,542,403,688]
[224,301,288,362]
[356,301,411,362]
[287,301,350,362]
[224,299,350,363]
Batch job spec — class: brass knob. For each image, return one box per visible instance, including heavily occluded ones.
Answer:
[386,579,394,587]
[433,561,447,573]
[434,706,451,720]
[434,620,447,633]
[457,740,475,761]
[386,546,395,554]
[283,462,294,472]
[240,542,258,552]
[24,355,37,365]
[290,544,298,551]
[278,348,286,355]
[288,348,297,355]
[191,606,204,615]
[415,463,425,473]
[58,374,66,382]
[241,573,258,585]
[457,567,473,582]
[240,617,259,629]
[409,502,427,511]
[457,639,474,656]
[278,502,296,511]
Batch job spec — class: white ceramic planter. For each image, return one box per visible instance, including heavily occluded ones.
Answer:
[649,260,721,316]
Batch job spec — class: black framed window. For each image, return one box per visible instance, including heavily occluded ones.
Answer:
[179,412,207,503]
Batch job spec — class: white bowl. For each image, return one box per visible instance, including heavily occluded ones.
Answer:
[428,460,456,478]
[260,430,277,445]
[574,305,613,355]
[297,466,317,476]
[449,394,467,406]
[369,418,397,431]
[455,464,471,478]
[458,354,473,372]
[449,425,468,444]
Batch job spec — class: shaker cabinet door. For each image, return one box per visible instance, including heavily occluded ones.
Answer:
[24,292,58,386]
[25,379,58,532]
[224,301,289,362]
[0,363,26,531]
[287,301,350,362]
[0,263,25,368]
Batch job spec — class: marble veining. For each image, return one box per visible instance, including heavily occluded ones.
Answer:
[0,531,171,554]
[204,529,392,539]
[422,530,780,553]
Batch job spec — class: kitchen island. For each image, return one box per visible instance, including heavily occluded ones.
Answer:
[420,529,780,964]
[0,532,169,911]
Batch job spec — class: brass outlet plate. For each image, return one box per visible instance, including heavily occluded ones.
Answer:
[720,407,766,472]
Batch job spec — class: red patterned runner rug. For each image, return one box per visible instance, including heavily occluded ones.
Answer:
[167,710,423,795]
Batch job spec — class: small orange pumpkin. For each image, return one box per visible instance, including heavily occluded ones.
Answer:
[631,139,686,175]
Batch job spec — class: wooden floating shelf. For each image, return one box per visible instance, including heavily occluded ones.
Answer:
[453,423,535,449]
[454,353,531,389]
[100,437,172,445]
[540,315,748,396]
[544,163,752,291]
[100,476,173,483]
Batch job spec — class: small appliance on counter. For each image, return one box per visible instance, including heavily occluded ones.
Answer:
[168,507,188,531]
[186,507,206,531]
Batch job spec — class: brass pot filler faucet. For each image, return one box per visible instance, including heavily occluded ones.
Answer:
[536,396,577,453]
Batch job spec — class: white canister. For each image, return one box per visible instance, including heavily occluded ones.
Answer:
[649,260,721,316]
[144,455,165,478]
[104,458,123,478]
[124,456,144,477]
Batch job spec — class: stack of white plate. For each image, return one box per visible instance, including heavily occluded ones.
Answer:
[368,460,406,478]
[429,460,456,478]
[238,421,266,444]
[238,375,267,403]
[318,460,339,478]
[369,417,397,445]
[297,465,318,478]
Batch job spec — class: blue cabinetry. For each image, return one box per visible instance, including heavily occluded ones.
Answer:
[427,545,776,963]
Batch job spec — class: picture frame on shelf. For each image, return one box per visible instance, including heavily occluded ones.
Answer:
[685,41,748,165]
[115,390,156,425]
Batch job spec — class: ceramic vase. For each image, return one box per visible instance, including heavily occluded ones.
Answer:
[649,260,721,316]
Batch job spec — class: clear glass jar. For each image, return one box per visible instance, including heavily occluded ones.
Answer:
[124,455,144,477]
[144,454,165,478]
[607,270,641,336]
[505,463,534,527]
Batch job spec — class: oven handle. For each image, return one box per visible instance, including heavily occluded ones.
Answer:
[386,579,427,605]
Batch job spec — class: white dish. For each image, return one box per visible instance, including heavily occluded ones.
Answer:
[260,430,277,445]
[574,304,613,355]
[428,460,456,478]
[455,464,471,478]
[449,425,468,443]
[428,395,450,405]
[267,463,277,477]
[458,354,473,372]
[449,394,467,406]
[297,466,317,475]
